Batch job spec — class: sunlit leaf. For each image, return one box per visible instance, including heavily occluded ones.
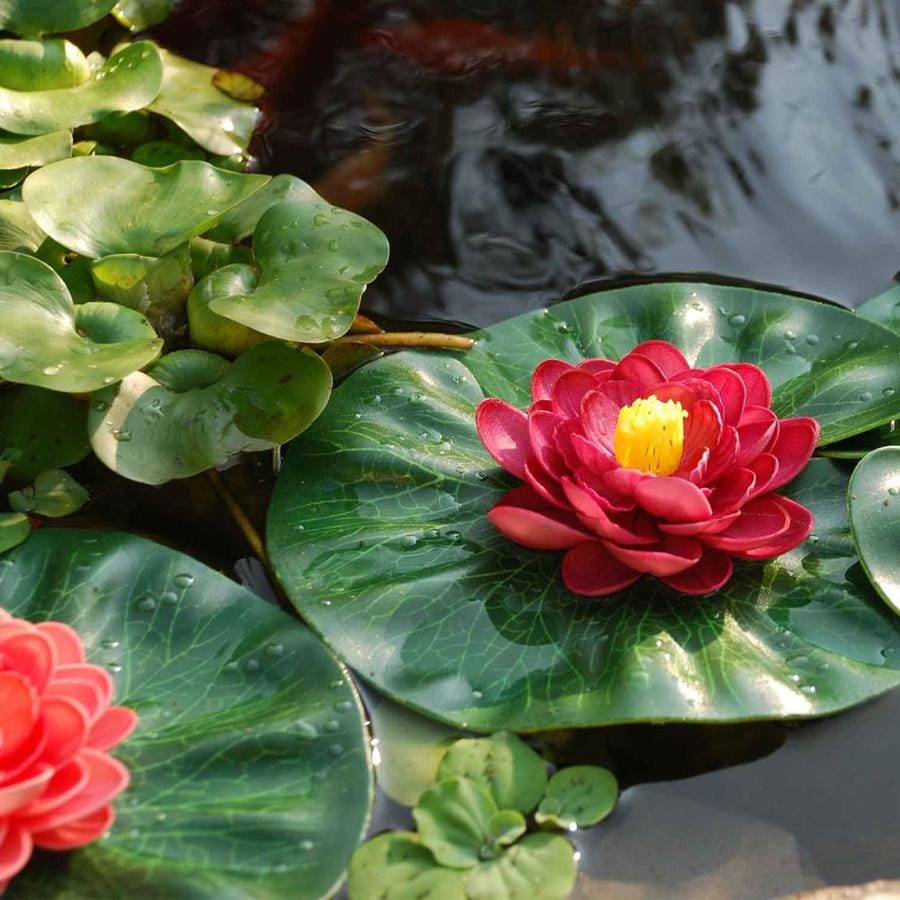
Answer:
[0,129,71,169]
[8,468,88,517]
[112,0,175,31]
[0,0,117,37]
[0,511,29,553]
[534,766,618,830]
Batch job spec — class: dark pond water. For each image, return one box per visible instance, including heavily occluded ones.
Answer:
[103,0,900,895]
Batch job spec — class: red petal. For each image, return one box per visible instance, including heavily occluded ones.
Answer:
[53,665,113,713]
[0,673,38,763]
[740,496,814,559]
[736,406,778,467]
[488,486,592,550]
[476,398,530,480]
[702,425,739,484]
[577,359,615,378]
[660,510,740,536]
[44,680,103,725]
[594,379,644,409]
[731,362,772,407]
[524,457,569,509]
[708,468,756,514]
[562,542,641,596]
[531,359,575,402]
[87,707,137,752]
[634,476,712,523]
[19,758,89,820]
[678,400,722,476]
[746,452,779,497]
[701,366,746,426]
[765,417,819,491]
[35,622,85,666]
[570,431,616,476]
[628,341,690,378]
[528,410,567,479]
[0,631,56,695]
[581,390,620,452]
[701,495,791,552]
[39,696,89,766]
[604,467,649,497]
[0,764,53,816]
[603,535,702,576]
[660,548,734,594]
[562,479,656,545]
[613,352,665,388]
[0,822,31,884]
[551,370,599,419]
[32,804,115,851]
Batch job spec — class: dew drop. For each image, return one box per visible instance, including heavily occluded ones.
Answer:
[329,743,343,757]
[728,314,746,327]
[300,840,314,851]
[100,639,120,650]
[334,700,352,712]
[41,364,61,375]
[107,662,123,673]
[244,658,260,672]
[883,387,896,397]
[160,591,178,606]
[266,643,284,657]
[806,334,820,345]
[888,486,899,496]
[172,572,194,588]
[136,596,157,612]
[399,534,418,549]
[858,391,873,401]
[294,720,318,738]
[324,719,340,733]
[846,340,859,351]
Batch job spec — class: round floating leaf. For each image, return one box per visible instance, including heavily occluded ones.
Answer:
[414,776,498,869]
[535,766,618,830]
[8,468,88,517]
[0,0,117,36]
[0,130,71,170]
[487,809,527,848]
[89,343,332,484]
[0,386,90,480]
[205,197,390,342]
[0,43,162,135]
[24,156,269,258]
[849,447,900,616]
[463,833,577,900]
[437,733,547,814]
[0,251,162,392]
[0,199,45,252]
[348,832,466,900]
[0,511,29,552]
[112,0,175,30]
[0,529,372,899]
[149,48,259,156]
[268,283,900,730]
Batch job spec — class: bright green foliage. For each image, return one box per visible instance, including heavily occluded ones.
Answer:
[0,130,71,169]
[437,733,548,814]
[268,283,900,730]
[0,251,162,392]
[8,468,88,517]
[535,766,618,830]
[204,197,390,342]
[112,0,177,30]
[819,423,900,460]
[88,343,332,484]
[0,511,29,552]
[1,529,373,899]
[23,156,269,258]
[0,199,44,251]
[0,0,117,36]
[849,446,900,616]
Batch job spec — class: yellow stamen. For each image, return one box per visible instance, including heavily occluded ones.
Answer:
[613,395,688,476]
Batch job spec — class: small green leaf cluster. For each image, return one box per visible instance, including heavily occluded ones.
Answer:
[349,731,618,900]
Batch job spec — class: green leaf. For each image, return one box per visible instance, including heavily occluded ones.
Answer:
[112,0,175,30]
[0,39,91,90]
[0,129,71,170]
[34,237,96,302]
[849,447,900,616]
[89,343,332,484]
[413,776,498,869]
[189,236,254,279]
[23,156,269,258]
[348,832,466,900]
[819,422,900,460]
[487,809,527,848]
[0,386,90,480]
[321,341,384,380]
[131,139,205,167]
[149,48,259,156]
[857,284,900,336]
[463,833,577,900]
[267,283,900,730]
[187,265,268,357]
[437,733,548,814]
[81,109,155,148]
[0,510,29,552]
[0,251,162,392]
[205,197,390,342]
[0,0,117,36]
[0,199,45,252]
[535,765,618,830]
[0,43,162,135]
[1,528,372,899]
[9,468,88,517]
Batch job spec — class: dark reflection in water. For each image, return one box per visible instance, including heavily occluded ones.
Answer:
[142,0,900,894]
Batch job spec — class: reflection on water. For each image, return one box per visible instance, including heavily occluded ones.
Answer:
[145,0,900,893]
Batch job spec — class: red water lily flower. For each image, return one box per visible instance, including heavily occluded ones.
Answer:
[0,610,137,893]
[476,340,818,596]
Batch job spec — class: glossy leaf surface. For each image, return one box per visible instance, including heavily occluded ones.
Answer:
[269,283,900,730]
[534,766,618,830]
[0,0,116,36]
[0,130,70,170]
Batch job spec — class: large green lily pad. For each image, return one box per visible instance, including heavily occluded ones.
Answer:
[149,48,259,156]
[23,156,269,258]
[203,197,390,343]
[89,343,332,484]
[268,282,900,730]
[0,251,162,392]
[1,529,372,899]
[849,446,900,616]
[0,0,116,36]
[0,43,162,135]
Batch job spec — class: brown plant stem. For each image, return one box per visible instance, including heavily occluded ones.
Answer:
[329,332,475,350]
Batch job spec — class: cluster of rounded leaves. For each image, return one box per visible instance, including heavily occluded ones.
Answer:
[0,609,136,892]
[349,731,617,900]
[477,340,819,596]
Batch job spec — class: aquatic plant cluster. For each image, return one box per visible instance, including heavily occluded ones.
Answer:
[0,2,899,898]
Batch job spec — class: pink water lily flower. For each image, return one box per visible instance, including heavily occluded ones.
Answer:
[0,609,137,893]
[476,340,818,596]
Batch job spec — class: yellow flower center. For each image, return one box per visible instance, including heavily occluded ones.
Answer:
[613,395,688,476]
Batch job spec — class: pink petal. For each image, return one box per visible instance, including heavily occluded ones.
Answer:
[524,457,569,509]
[660,510,740,536]
[612,352,666,388]
[628,340,689,378]
[657,377,721,409]
[531,359,575,402]
[736,406,779,467]
[551,370,599,419]
[746,453,779,497]
[0,764,53,816]
[488,486,592,550]
[708,468,756,514]
[603,535,702,576]
[0,722,46,785]
[604,467,649,497]
[44,680,104,725]
[570,430,617,476]
[731,362,772,407]
[87,707,138,752]
[678,400,722,476]
[660,548,734,594]
[634,477,712,523]
[561,479,656,545]
[19,758,89,820]
[577,359,615,378]
[0,673,38,762]
[35,622,85,666]
[0,822,31,884]
[739,496,814,559]
[562,542,641,596]
[0,632,56,694]
[31,804,115,851]
[765,417,819,491]
[53,665,113,715]
[528,410,567,479]
[39,696,89,766]
[476,398,530,480]
[701,495,791,552]
[581,390,621,452]
[593,379,644,409]
[701,366,746,426]
[702,425,739,484]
